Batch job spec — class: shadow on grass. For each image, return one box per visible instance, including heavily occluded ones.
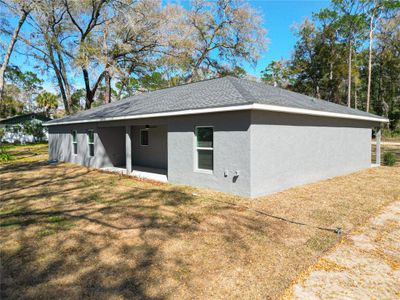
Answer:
[0,158,263,299]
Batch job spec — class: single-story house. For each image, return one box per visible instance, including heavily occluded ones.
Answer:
[45,76,388,197]
[0,113,51,144]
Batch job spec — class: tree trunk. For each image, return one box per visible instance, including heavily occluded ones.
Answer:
[328,62,337,103]
[83,69,94,109]
[44,34,72,115]
[347,39,352,107]
[103,23,111,104]
[366,9,375,113]
[54,43,73,113]
[0,9,29,100]
[83,69,106,109]
[104,70,111,104]
[354,82,358,109]
[85,91,94,110]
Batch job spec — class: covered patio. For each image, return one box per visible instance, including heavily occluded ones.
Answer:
[98,123,168,182]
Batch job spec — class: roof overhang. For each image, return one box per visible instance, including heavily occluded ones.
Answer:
[44,103,389,126]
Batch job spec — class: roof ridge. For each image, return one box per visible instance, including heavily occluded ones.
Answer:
[224,76,256,104]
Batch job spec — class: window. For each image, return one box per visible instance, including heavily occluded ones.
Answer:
[195,126,213,172]
[87,130,94,157]
[140,129,149,146]
[72,130,77,155]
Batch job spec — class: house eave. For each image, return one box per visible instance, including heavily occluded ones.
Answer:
[44,103,389,126]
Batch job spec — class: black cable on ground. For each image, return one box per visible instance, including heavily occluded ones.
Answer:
[210,198,343,235]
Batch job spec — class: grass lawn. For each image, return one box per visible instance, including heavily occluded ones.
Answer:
[1,144,400,299]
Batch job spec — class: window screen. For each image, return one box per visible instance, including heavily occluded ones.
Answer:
[87,130,94,157]
[72,130,77,155]
[195,127,213,171]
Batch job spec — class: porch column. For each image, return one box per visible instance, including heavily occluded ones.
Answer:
[126,125,132,174]
[376,126,381,166]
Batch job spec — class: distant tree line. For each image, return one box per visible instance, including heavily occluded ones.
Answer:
[261,0,399,131]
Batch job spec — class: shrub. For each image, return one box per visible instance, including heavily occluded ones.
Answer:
[23,120,46,143]
[383,152,396,166]
[0,152,13,162]
[382,128,400,138]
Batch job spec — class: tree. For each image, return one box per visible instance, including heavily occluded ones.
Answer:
[313,8,348,103]
[62,0,166,108]
[139,72,168,91]
[113,72,185,100]
[0,89,24,117]
[273,1,399,131]
[35,91,58,116]
[217,66,247,78]
[166,0,267,81]
[326,0,368,107]
[63,0,110,109]
[15,0,75,114]
[0,0,31,100]
[364,0,399,112]
[71,88,86,112]
[3,66,43,111]
[290,19,324,98]
[373,13,400,129]
[261,60,291,88]
[10,0,267,112]
[113,77,140,100]
[1,66,24,117]
[23,120,46,142]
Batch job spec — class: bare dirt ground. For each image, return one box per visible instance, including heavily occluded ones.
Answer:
[1,144,400,299]
[284,201,400,300]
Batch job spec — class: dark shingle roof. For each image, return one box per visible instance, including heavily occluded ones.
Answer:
[46,76,386,125]
[0,113,51,125]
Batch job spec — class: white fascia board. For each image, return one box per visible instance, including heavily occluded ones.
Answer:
[44,103,389,126]
[252,104,389,123]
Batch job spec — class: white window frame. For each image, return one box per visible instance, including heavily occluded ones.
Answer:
[87,129,95,157]
[72,130,78,155]
[194,126,214,174]
[140,128,149,146]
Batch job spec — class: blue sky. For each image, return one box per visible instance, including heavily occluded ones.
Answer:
[3,0,331,90]
[245,0,330,76]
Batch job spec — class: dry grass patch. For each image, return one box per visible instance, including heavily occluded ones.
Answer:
[1,143,400,299]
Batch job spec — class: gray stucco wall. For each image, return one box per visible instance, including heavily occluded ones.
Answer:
[48,124,125,168]
[97,126,126,167]
[249,111,374,197]
[131,125,168,169]
[167,111,252,197]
